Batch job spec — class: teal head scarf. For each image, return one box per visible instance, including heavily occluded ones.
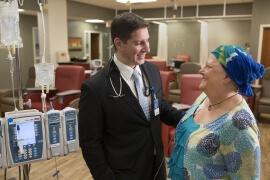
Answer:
[211,45,264,97]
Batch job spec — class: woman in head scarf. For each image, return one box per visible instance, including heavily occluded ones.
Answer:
[168,45,264,180]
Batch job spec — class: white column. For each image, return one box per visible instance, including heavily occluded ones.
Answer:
[199,21,208,66]
[38,0,68,67]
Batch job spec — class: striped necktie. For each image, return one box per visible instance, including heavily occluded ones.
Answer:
[132,69,150,120]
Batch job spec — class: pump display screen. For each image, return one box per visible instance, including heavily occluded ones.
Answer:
[7,115,44,163]
[64,110,77,142]
[16,121,36,146]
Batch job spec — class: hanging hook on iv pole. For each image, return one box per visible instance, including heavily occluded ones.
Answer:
[18,0,24,6]
[37,0,46,5]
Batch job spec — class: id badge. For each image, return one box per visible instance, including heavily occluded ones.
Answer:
[153,99,160,116]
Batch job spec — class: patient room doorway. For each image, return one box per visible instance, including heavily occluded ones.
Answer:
[260,27,270,68]
[91,33,99,59]
[84,31,103,60]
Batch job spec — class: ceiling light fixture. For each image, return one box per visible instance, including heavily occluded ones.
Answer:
[116,0,156,4]
[85,19,105,23]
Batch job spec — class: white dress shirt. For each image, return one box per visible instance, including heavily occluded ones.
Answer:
[113,54,151,103]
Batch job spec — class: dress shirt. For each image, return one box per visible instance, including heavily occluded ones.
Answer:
[113,54,151,104]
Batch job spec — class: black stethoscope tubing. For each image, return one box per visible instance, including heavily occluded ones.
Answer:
[109,60,151,98]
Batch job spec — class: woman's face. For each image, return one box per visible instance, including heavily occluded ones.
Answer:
[199,54,227,92]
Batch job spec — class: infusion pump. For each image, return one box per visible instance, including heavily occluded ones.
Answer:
[0,118,7,168]
[0,107,79,169]
[4,110,47,167]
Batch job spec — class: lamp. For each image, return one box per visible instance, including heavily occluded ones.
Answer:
[116,0,156,3]
[85,19,104,23]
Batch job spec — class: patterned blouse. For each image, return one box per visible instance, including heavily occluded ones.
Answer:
[168,93,261,180]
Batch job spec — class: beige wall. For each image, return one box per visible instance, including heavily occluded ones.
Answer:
[208,20,251,55]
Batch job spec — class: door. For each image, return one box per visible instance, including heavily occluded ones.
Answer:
[84,31,103,60]
[91,33,99,60]
[261,27,270,68]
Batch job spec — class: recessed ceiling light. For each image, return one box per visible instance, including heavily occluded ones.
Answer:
[18,9,24,12]
[116,0,156,3]
[85,19,104,23]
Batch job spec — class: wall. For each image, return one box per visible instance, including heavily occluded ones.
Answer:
[167,22,201,62]
[148,23,159,57]
[208,20,251,55]
[250,0,270,61]
[0,15,37,89]
[67,1,115,21]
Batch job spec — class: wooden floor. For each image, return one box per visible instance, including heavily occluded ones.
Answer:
[0,114,270,180]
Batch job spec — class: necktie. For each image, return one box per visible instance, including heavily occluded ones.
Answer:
[132,69,150,120]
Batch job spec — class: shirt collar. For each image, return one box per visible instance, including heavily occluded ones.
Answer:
[113,54,142,79]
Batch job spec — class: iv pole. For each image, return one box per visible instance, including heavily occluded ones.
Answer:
[15,48,30,180]
[16,48,23,111]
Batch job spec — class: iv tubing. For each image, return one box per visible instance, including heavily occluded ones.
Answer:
[15,47,24,111]
[38,2,46,64]
[41,85,47,113]
[7,47,18,111]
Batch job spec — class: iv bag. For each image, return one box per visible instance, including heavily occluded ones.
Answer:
[0,0,23,48]
[0,1,4,48]
[35,63,55,90]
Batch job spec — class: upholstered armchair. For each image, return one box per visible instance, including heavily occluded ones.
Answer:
[173,54,190,62]
[160,71,172,100]
[23,65,85,112]
[146,59,168,71]
[168,62,201,103]
[257,67,270,119]
[162,74,202,157]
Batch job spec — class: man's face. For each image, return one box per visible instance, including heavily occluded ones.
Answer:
[115,27,150,68]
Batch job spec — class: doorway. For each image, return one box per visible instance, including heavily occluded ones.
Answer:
[260,27,270,68]
[84,31,103,60]
[258,25,270,68]
[91,33,99,59]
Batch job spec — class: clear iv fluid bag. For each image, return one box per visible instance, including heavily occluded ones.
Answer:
[0,0,23,48]
[35,63,55,88]
[0,1,4,48]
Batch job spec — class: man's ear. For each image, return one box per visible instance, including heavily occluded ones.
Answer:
[223,74,232,84]
[114,38,122,50]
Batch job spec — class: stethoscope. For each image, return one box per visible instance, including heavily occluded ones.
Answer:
[108,60,151,98]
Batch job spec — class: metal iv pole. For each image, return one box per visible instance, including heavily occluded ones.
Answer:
[15,48,30,180]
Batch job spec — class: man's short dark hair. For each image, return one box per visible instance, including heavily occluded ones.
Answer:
[111,12,149,50]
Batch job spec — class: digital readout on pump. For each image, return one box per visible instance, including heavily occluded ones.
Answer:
[16,121,36,146]
[8,115,43,163]
[48,113,61,147]
[65,111,76,143]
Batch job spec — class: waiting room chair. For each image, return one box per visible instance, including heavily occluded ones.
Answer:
[257,67,270,119]
[160,71,172,100]
[173,54,190,62]
[146,59,168,71]
[162,74,203,157]
[168,62,201,103]
[69,97,80,115]
[23,65,85,112]
[0,66,35,115]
